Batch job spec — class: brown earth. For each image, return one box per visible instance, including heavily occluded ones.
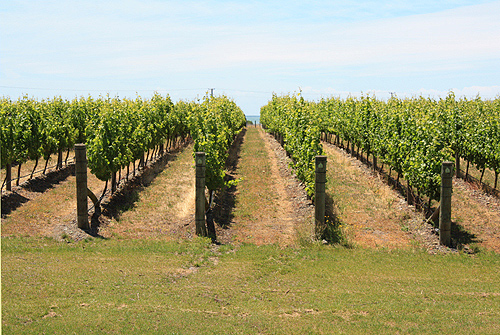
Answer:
[1,144,191,241]
[96,143,197,240]
[0,128,315,247]
[323,142,424,250]
[1,164,80,238]
[323,141,500,253]
[452,178,500,253]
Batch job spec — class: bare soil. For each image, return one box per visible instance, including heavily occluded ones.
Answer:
[1,166,79,238]
[96,143,197,240]
[323,141,500,253]
[323,142,427,250]
[1,164,75,218]
[1,144,192,241]
[452,178,500,253]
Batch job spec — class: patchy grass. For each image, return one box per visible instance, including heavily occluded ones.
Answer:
[323,144,417,249]
[3,131,500,334]
[100,144,196,240]
[2,236,500,334]
[228,127,307,246]
[232,127,276,222]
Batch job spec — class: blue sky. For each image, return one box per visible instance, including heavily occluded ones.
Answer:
[1,0,500,115]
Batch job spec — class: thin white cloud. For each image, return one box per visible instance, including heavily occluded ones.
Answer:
[3,1,499,76]
[207,1,500,69]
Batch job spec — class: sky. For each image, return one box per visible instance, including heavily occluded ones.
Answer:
[1,0,500,115]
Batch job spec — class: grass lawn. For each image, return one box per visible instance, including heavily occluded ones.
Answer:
[2,236,500,334]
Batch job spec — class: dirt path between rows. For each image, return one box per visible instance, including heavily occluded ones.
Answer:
[1,144,194,241]
[452,178,500,253]
[323,143,418,249]
[1,128,314,245]
[323,141,500,253]
[1,168,79,238]
[96,126,314,245]
[97,144,196,240]
[215,127,314,246]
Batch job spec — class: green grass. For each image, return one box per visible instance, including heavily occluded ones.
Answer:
[233,127,276,222]
[2,236,500,334]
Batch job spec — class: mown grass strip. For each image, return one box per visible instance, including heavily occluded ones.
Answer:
[2,236,500,334]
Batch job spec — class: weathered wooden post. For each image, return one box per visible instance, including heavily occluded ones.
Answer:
[315,156,327,238]
[75,144,89,230]
[439,161,454,246]
[195,152,207,237]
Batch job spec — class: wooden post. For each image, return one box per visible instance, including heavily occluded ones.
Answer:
[407,180,413,206]
[439,161,454,246]
[455,152,460,178]
[195,152,207,237]
[315,156,327,238]
[75,144,89,230]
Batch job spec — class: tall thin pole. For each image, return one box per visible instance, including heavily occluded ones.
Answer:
[195,152,207,237]
[439,161,454,246]
[315,156,327,238]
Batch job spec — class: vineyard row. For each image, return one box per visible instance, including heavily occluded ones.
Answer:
[261,92,500,203]
[1,94,246,197]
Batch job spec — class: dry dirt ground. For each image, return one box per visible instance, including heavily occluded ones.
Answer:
[1,145,191,241]
[323,141,500,253]
[452,178,500,253]
[1,164,80,238]
[323,142,428,250]
[95,144,198,240]
[0,128,314,246]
